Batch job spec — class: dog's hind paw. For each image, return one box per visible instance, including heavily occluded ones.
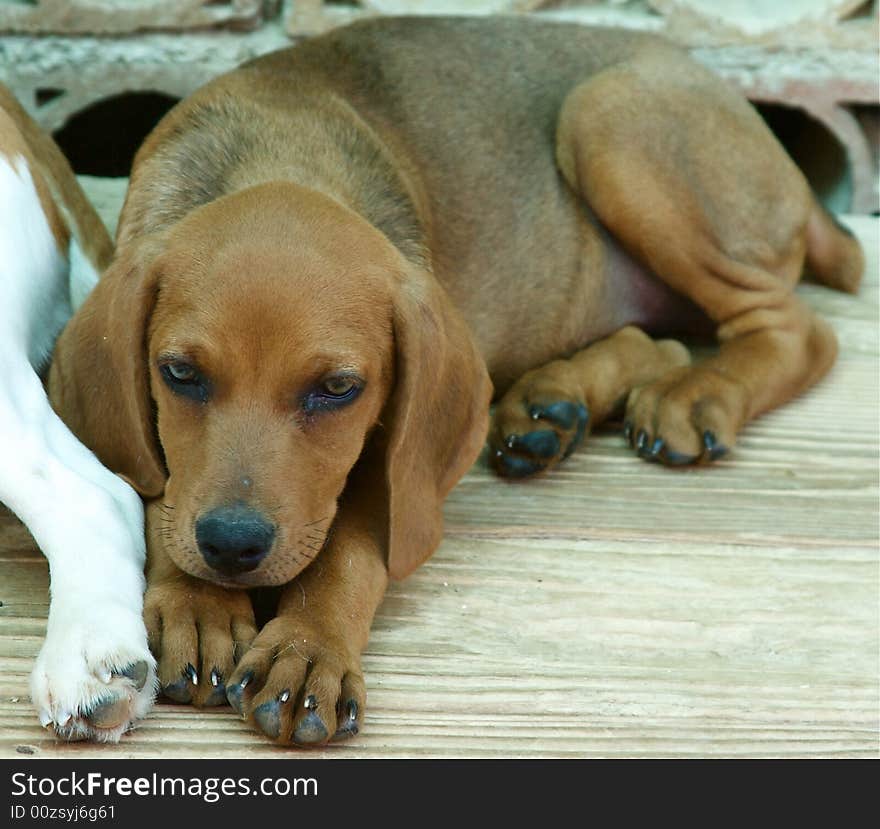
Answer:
[29,602,157,743]
[490,383,589,478]
[624,364,744,466]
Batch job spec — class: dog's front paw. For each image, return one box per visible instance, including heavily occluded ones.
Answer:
[30,600,156,743]
[144,578,257,707]
[225,616,364,746]
[624,365,747,465]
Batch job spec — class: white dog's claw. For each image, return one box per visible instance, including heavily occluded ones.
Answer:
[38,710,52,728]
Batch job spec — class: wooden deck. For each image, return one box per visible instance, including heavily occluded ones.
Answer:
[0,179,877,758]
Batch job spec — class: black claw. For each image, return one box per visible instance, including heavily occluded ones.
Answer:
[205,668,226,704]
[635,430,648,453]
[294,710,329,745]
[647,437,665,460]
[493,451,544,479]
[183,663,198,685]
[118,661,149,692]
[226,671,254,716]
[623,420,634,444]
[83,694,128,729]
[332,700,360,742]
[507,429,561,459]
[252,699,281,739]
[528,400,579,430]
[162,677,192,704]
[702,430,729,460]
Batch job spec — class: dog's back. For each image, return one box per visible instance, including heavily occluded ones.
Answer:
[247,17,657,274]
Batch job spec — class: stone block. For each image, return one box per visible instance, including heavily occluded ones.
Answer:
[0,1,876,211]
[0,0,275,35]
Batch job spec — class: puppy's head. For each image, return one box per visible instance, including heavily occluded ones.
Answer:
[50,182,491,586]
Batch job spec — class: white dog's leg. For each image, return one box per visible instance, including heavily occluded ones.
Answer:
[0,155,156,742]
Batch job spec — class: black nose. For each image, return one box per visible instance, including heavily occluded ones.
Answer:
[195,505,275,575]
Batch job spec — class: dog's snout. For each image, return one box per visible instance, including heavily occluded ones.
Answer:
[195,505,275,575]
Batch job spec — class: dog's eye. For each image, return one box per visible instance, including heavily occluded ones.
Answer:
[163,362,197,383]
[302,374,363,415]
[159,360,210,403]
[321,376,358,398]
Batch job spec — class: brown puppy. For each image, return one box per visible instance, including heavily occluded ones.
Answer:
[49,16,863,745]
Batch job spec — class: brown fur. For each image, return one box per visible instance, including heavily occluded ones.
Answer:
[48,17,863,744]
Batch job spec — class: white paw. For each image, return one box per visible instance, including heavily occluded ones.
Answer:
[30,600,157,743]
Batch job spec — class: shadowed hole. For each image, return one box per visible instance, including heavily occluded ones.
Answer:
[756,103,852,214]
[53,91,180,177]
[35,88,65,107]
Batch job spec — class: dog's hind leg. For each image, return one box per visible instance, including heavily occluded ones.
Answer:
[490,326,690,477]
[554,45,862,465]
[0,154,155,742]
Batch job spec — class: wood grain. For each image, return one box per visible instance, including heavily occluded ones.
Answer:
[0,189,875,758]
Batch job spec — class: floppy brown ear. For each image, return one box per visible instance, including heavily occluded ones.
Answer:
[383,267,492,580]
[48,239,166,497]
